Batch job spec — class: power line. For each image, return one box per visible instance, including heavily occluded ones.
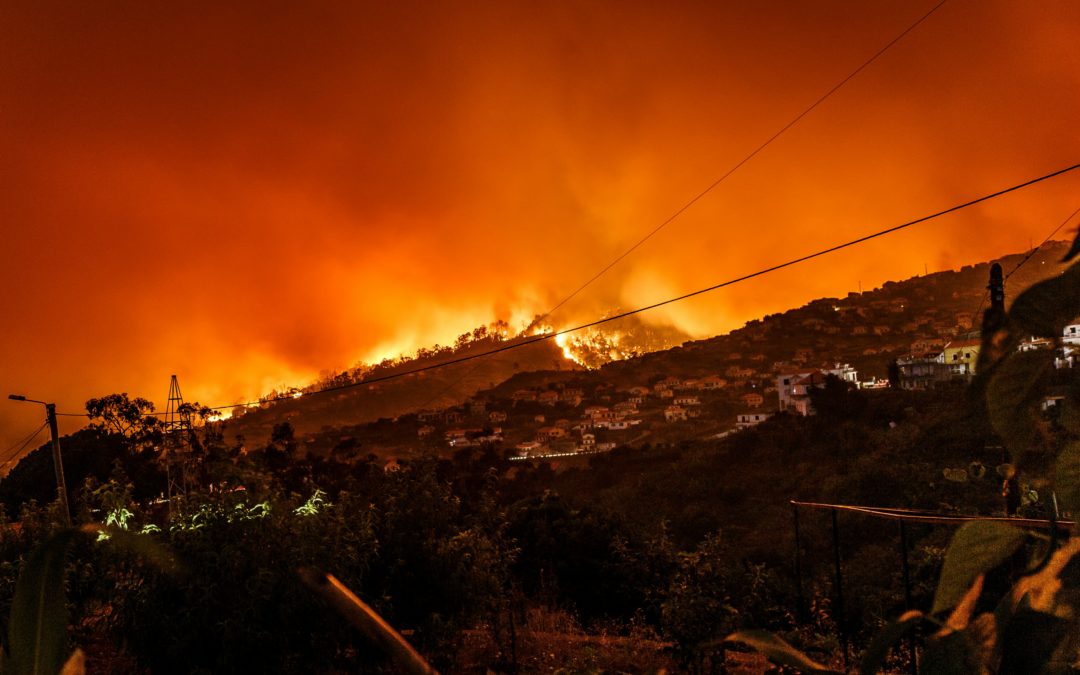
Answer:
[539,0,949,322]
[1005,205,1080,282]
[0,421,48,469]
[145,161,1080,416]
[968,203,1080,325]
[373,2,953,410]
[0,421,47,459]
[48,162,1080,418]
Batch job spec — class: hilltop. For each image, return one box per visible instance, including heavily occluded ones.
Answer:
[219,241,1072,452]
[222,331,582,447]
[598,240,1072,384]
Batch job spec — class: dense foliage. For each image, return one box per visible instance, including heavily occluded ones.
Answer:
[1,236,1078,671]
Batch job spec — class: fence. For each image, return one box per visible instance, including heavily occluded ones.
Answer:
[790,500,1073,674]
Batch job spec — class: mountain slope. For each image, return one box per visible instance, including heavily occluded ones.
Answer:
[225,241,1072,447]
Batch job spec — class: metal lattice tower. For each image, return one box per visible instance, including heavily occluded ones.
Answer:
[162,374,189,514]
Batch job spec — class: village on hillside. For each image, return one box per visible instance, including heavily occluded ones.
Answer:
[401,322,1078,463]
[218,242,1078,467]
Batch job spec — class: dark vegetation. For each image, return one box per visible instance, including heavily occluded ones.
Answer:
[0,241,1076,672]
[2,372,1069,672]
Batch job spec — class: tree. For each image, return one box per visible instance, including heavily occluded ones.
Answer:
[85,393,160,439]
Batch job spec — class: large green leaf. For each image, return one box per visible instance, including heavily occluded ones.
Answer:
[1054,442,1080,518]
[7,529,79,675]
[1007,262,1080,339]
[859,610,923,675]
[933,522,1026,614]
[987,350,1053,458]
[724,630,839,673]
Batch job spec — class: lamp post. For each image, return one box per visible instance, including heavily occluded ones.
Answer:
[8,394,72,527]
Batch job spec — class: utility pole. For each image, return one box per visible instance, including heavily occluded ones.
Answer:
[45,403,72,527]
[8,395,72,527]
[988,263,1005,313]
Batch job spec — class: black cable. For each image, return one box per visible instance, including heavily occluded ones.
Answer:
[364,1,953,409]
[539,0,950,321]
[1004,205,1080,282]
[49,162,1080,417]
[969,203,1080,325]
[0,422,48,469]
[191,161,1080,413]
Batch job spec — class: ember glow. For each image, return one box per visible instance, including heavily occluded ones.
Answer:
[2,1,1079,448]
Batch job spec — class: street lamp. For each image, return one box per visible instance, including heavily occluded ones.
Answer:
[8,394,72,526]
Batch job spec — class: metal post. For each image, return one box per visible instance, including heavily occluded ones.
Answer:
[831,508,848,671]
[900,521,918,675]
[793,503,806,622]
[45,403,72,527]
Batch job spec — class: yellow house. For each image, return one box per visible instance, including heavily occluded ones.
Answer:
[942,338,981,376]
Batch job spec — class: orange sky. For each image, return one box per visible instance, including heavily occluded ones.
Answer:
[2,0,1079,450]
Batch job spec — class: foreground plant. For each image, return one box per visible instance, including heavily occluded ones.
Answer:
[2,524,175,675]
[728,232,1080,673]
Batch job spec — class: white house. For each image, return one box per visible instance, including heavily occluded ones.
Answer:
[736,412,773,429]
[1064,324,1080,346]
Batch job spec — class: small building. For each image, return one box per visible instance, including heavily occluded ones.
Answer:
[699,375,727,390]
[1065,324,1080,346]
[725,365,755,378]
[942,339,981,377]
[741,393,764,408]
[896,352,950,390]
[911,338,945,354]
[538,391,560,406]
[664,405,687,422]
[515,441,542,457]
[654,376,682,392]
[445,428,469,441]
[537,426,568,441]
[736,412,773,429]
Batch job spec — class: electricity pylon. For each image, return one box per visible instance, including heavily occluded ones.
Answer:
[162,374,189,517]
